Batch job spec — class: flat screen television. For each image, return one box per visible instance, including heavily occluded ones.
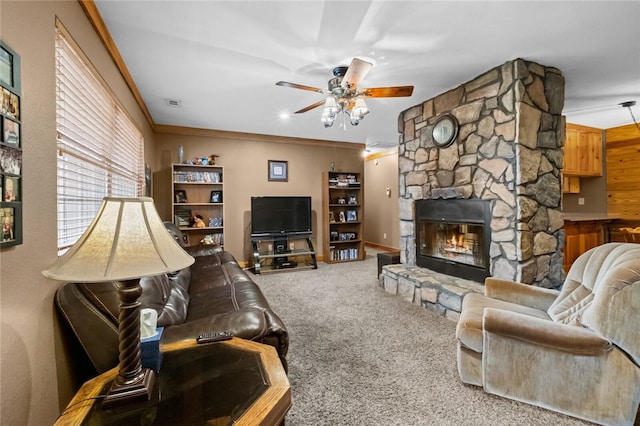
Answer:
[251,196,312,237]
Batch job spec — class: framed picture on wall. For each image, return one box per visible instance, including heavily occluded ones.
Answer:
[1,206,15,242]
[3,175,19,202]
[0,145,21,175]
[1,39,21,248]
[268,160,288,182]
[0,204,21,246]
[0,44,14,89]
[2,116,19,147]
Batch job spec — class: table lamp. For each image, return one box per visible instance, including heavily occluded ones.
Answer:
[42,197,194,407]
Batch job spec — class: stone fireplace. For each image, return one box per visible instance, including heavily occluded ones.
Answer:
[398,58,566,288]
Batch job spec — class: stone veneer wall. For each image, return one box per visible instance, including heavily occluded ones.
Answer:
[399,59,566,288]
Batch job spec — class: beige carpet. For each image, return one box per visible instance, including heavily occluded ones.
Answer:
[251,249,594,426]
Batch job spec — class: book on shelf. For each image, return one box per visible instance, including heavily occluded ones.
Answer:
[332,247,359,261]
[173,171,222,183]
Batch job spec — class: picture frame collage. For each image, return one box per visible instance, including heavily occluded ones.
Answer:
[1,40,22,247]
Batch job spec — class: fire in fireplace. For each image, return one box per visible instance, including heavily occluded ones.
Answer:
[415,199,491,283]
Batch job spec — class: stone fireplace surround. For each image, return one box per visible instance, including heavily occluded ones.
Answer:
[400,58,566,288]
[379,59,566,319]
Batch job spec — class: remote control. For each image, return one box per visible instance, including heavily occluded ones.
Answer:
[196,331,233,344]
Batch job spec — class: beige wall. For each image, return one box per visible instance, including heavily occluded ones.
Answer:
[152,129,365,261]
[0,2,156,424]
[364,148,400,250]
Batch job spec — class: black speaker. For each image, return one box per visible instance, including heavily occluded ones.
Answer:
[275,243,287,254]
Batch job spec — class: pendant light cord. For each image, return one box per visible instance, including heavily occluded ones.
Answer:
[628,107,640,131]
[621,101,640,131]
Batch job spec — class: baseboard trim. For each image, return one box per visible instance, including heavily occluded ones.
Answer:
[365,241,399,252]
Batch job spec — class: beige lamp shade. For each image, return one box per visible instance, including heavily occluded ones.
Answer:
[42,197,194,282]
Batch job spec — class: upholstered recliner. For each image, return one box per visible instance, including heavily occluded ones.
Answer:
[456,243,640,426]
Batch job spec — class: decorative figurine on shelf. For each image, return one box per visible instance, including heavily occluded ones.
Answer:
[208,154,219,165]
[189,213,206,228]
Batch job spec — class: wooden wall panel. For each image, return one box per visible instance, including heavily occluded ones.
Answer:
[606,124,640,220]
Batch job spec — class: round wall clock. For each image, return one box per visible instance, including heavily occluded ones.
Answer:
[432,114,459,148]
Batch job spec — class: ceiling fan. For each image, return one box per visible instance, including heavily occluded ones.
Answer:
[276,58,414,128]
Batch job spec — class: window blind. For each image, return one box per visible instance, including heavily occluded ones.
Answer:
[55,25,144,253]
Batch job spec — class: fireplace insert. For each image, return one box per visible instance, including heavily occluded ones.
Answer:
[415,199,491,282]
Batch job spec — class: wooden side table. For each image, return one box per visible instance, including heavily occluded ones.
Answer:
[56,338,290,425]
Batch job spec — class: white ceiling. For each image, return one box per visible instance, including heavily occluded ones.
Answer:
[94,1,640,151]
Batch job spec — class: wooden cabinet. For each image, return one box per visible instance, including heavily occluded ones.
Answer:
[562,176,581,194]
[563,124,603,177]
[606,124,640,220]
[563,220,607,272]
[322,171,365,263]
[170,164,224,247]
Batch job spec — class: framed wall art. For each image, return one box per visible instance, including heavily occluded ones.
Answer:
[1,40,22,248]
[268,160,288,182]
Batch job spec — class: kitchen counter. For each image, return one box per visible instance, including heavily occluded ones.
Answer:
[563,213,619,222]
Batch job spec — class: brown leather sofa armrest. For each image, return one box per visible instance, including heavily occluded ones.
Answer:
[185,244,224,258]
[484,278,559,311]
[483,307,613,355]
[160,308,269,346]
[55,283,120,374]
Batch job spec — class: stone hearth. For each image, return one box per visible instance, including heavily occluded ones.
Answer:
[379,264,483,322]
[398,58,566,289]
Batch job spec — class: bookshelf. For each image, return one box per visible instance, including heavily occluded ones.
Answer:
[322,171,365,263]
[170,164,224,247]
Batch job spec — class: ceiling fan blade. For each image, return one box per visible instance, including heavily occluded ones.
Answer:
[294,100,325,114]
[360,86,414,98]
[341,58,373,91]
[276,81,325,94]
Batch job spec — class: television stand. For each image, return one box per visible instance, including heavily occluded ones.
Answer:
[251,235,317,274]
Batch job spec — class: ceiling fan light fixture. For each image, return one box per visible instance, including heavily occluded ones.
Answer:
[321,109,335,128]
[324,96,339,115]
[352,97,369,118]
[322,118,335,128]
[276,57,413,130]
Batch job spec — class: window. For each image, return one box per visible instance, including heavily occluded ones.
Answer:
[55,23,144,253]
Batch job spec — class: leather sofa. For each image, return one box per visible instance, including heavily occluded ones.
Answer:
[456,243,640,425]
[56,244,289,377]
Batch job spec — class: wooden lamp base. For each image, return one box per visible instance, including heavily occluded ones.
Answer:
[102,368,156,408]
[101,279,157,409]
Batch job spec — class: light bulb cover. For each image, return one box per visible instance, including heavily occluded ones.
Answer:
[352,97,369,117]
[324,96,339,114]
